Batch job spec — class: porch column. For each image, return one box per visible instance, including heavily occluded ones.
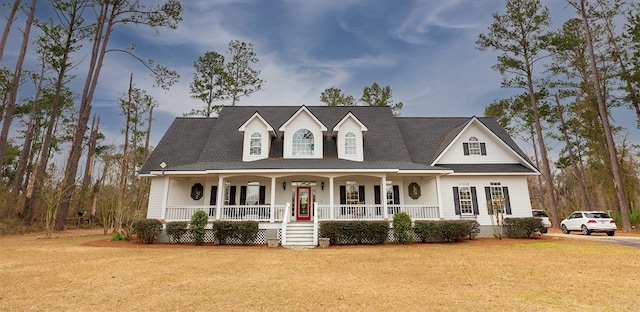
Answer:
[436,175,444,220]
[329,177,335,220]
[381,176,388,221]
[160,176,170,220]
[270,177,276,222]
[216,176,224,220]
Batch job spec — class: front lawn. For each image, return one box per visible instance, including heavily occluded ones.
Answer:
[0,229,637,311]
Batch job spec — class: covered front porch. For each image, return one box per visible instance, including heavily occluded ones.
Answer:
[156,173,444,222]
[150,172,448,246]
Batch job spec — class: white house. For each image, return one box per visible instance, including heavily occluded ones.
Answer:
[139,105,539,246]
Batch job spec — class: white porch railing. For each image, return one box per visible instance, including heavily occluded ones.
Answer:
[165,205,287,222]
[165,206,211,221]
[165,204,439,222]
[316,204,440,221]
[389,205,440,220]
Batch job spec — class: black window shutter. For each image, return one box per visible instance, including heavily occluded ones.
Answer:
[358,185,365,203]
[453,187,461,215]
[463,143,469,155]
[503,187,512,215]
[339,186,346,204]
[210,186,217,205]
[259,185,266,205]
[471,187,479,215]
[485,187,492,215]
[480,143,487,155]
[393,185,400,204]
[374,185,381,205]
[239,186,247,205]
[229,186,236,205]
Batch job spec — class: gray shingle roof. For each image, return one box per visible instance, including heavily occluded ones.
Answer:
[140,106,537,175]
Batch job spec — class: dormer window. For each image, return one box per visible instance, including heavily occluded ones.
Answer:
[345,132,356,155]
[250,132,261,155]
[463,136,486,156]
[293,129,314,156]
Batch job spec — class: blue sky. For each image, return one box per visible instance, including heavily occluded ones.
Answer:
[4,0,638,158]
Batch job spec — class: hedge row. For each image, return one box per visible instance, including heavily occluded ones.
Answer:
[504,217,544,238]
[164,220,259,245]
[132,219,163,244]
[413,220,480,243]
[319,221,389,245]
[212,221,259,245]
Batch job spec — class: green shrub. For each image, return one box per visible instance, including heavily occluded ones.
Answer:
[414,220,480,243]
[319,221,389,245]
[189,210,209,245]
[110,232,123,241]
[212,221,236,245]
[132,219,163,244]
[166,221,188,243]
[236,221,259,244]
[504,217,544,238]
[612,209,640,227]
[392,212,413,244]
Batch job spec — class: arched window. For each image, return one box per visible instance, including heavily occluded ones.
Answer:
[466,136,482,155]
[250,132,261,155]
[292,129,314,155]
[345,132,356,155]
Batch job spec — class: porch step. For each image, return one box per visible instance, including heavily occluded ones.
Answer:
[284,222,315,247]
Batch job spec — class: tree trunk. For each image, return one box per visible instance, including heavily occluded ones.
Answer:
[0,0,36,169]
[554,95,592,210]
[524,54,559,228]
[12,58,46,196]
[0,0,21,62]
[144,104,154,162]
[579,0,631,230]
[55,2,115,231]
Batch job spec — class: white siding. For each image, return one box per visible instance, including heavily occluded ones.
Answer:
[283,111,323,159]
[439,176,532,225]
[242,118,270,162]
[146,177,165,219]
[436,123,521,164]
[166,178,206,207]
[336,117,364,161]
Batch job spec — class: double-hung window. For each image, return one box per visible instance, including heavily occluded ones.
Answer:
[245,182,260,205]
[458,186,473,215]
[345,132,356,155]
[463,136,486,156]
[249,132,261,155]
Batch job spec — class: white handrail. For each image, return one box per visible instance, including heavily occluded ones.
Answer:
[281,202,290,245]
[313,202,319,245]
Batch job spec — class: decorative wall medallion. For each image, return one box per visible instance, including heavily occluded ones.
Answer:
[191,183,204,200]
[408,182,421,199]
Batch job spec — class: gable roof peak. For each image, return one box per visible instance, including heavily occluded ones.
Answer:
[238,111,275,133]
[278,105,328,132]
[332,111,368,132]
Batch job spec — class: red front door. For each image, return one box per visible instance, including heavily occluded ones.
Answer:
[296,187,311,221]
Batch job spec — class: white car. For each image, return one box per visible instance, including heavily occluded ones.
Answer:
[561,211,617,236]
[531,210,552,233]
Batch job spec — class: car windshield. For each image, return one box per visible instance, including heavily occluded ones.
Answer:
[584,212,610,218]
[532,210,548,217]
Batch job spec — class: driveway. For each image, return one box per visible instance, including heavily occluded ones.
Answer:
[546,232,640,248]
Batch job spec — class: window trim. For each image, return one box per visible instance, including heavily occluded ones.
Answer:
[344,132,356,156]
[292,129,314,156]
[249,132,261,155]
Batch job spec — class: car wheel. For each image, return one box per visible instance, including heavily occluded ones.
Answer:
[581,225,591,235]
[541,227,548,234]
[561,224,570,234]
[606,231,615,236]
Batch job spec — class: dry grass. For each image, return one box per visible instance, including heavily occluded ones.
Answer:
[1,229,639,311]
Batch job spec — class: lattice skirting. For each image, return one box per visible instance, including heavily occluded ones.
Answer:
[167,229,281,245]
